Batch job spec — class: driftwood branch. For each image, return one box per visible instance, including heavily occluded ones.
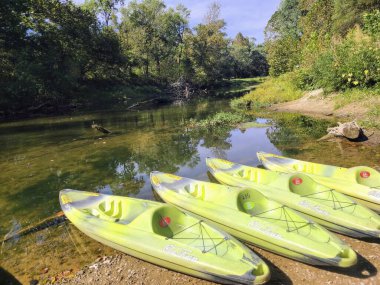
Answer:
[318,120,362,141]
[3,211,66,243]
[126,98,158,110]
[91,122,112,134]
[168,76,194,102]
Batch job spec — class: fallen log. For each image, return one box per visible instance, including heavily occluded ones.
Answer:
[318,121,362,141]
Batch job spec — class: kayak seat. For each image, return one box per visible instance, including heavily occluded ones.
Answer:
[293,163,315,174]
[348,166,380,187]
[237,189,271,216]
[288,174,316,196]
[184,183,205,200]
[237,168,278,185]
[90,198,149,224]
[151,206,185,238]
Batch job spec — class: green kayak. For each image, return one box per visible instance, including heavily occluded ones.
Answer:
[59,189,270,285]
[206,157,380,239]
[150,172,357,268]
[257,152,380,212]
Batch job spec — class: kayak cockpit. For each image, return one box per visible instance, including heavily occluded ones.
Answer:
[89,198,150,224]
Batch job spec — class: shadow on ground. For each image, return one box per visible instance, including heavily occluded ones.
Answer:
[0,267,22,285]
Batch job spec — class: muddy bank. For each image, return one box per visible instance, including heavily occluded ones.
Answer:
[269,89,380,145]
[268,89,373,120]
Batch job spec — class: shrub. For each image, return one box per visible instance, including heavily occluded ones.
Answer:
[192,112,251,128]
[298,29,380,92]
[363,10,380,37]
[239,73,304,105]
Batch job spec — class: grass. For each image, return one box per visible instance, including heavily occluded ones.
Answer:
[230,73,304,110]
[332,86,380,129]
[360,105,380,129]
[214,77,265,98]
[188,112,253,128]
[334,87,380,109]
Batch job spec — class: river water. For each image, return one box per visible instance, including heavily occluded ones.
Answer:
[1,100,379,283]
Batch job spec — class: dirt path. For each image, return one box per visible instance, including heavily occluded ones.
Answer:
[269,89,372,120]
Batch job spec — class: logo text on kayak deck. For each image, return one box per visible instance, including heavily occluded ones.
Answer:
[248,221,282,239]
[163,245,198,262]
[299,200,329,216]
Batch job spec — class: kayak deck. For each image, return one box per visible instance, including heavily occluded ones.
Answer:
[151,172,357,268]
[257,152,380,212]
[206,157,380,239]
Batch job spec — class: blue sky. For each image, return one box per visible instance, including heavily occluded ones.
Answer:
[74,0,281,43]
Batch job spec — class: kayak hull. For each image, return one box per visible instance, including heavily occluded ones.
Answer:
[206,157,380,239]
[151,172,357,268]
[257,152,380,213]
[60,189,270,285]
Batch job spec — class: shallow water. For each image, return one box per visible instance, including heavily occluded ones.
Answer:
[1,100,379,283]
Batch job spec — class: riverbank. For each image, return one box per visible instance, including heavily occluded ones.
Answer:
[234,76,380,126]
[0,78,262,121]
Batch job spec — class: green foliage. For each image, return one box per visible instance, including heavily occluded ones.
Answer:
[120,0,188,81]
[332,0,380,35]
[266,35,300,76]
[230,34,269,77]
[0,0,269,117]
[363,9,380,37]
[265,0,380,92]
[1,0,102,113]
[187,2,230,86]
[265,0,301,40]
[189,112,251,128]
[233,74,304,107]
[297,31,380,91]
[84,0,125,26]
[264,0,302,76]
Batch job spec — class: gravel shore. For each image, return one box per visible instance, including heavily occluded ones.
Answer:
[50,233,379,285]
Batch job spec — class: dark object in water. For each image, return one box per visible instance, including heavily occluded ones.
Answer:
[91,121,112,134]
[2,211,66,243]
[0,267,22,285]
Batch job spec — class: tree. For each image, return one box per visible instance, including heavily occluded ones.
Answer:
[264,0,302,76]
[188,2,230,86]
[120,0,188,82]
[83,0,124,27]
[1,0,100,113]
[230,33,268,77]
[332,0,380,35]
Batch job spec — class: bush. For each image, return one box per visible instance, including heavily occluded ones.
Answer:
[192,112,251,128]
[230,97,250,110]
[266,36,301,77]
[296,29,380,92]
[238,73,304,105]
[363,10,380,37]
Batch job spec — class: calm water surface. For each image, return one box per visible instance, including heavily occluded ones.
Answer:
[1,100,379,283]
